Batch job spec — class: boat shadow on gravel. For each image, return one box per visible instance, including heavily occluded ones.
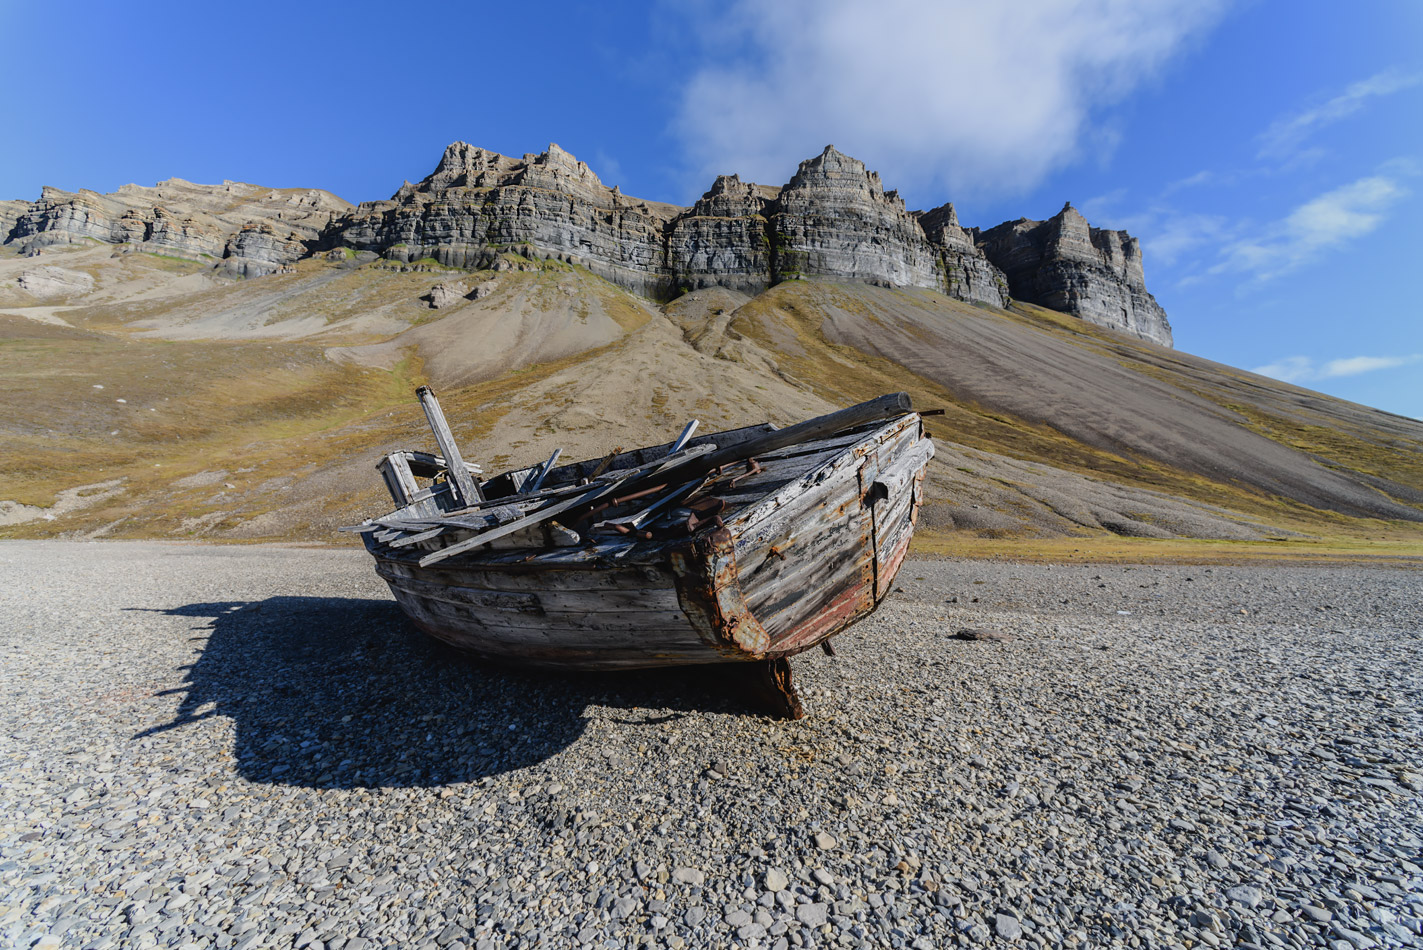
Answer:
[133,596,761,788]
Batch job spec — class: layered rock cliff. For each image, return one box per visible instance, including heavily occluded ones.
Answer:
[326,143,1013,309]
[1,143,1171,345]
[330,142,681,298]
[5,179,350,276]
[977,203,1172,346]
[0,199,28,243]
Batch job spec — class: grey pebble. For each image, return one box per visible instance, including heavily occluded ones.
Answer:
[3,544,1420,950]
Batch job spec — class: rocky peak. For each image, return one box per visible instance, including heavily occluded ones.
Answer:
[421,141,520,193]
[977,203,1170,346]
[917,202,974,250]
[0,199,27,242]
[783,145,901,211]
[1,141,1171,345]
[688,174,771,217]
[4,176,350,278]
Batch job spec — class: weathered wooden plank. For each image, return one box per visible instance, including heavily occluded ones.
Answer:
[383,572,684,613]
[597,477,706,529]
[374,557,675,592]
[747,429,868,464]
[737,473,865,590]
[730,449,870,561]
[417,479,624,567]
[765,560,876,651]
[670,419,700,455]
[873,490,913,599]
[525,447,563,494]
[689,393,910,473]
[416,386,482,505]
[739,490,872,628]
[392,589,690,633]
[703,451,831,497]
[393,595,700,654]
[376,452,421,507]
[401,605,718,669]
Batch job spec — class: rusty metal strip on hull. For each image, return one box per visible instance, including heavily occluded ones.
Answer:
[668,527,772,660]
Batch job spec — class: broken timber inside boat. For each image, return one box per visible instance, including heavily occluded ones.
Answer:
[351,388,935,719]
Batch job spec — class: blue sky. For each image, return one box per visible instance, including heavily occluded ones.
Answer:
[2,0,1420,418]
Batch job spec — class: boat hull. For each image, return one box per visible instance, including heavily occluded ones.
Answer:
[364,413,931,671]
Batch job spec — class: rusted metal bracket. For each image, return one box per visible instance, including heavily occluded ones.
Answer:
[668,527,772,657]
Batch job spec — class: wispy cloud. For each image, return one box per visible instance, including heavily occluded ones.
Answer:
[1077,191,1235,270]
[1162,169,1219,194]
[1322,355,1423,377]
[1211,175,1408,281]
[670,0,1228,200]
[1257,71,1421,161]
[1251,353,1422,383]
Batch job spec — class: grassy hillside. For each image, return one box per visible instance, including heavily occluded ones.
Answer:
[2,248,1420,560]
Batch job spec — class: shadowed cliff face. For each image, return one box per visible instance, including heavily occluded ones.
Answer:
[1,142,1164,343]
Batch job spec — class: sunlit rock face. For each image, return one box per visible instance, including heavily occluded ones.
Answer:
[2,143,1172,343]
[976,203,1173,347]
[5,179,349,277]
[326,143,1013,308]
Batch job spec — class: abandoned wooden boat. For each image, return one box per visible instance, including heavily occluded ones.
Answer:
[348,388,935,717]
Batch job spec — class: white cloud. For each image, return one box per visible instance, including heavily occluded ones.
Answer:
[1257,71,1421,161]
[1321,354,1422,378]
[1251,353,1421,383]
[1251,356,1315,383]
[1140,212,1232,266]
[670,0,1228,200]
[1162,169,1218,194]
[1211,175,1408,281]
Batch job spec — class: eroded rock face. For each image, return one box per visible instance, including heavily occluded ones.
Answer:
[668,174,775,295]
[1,143,1171,344]
[917,203,1011,307]
[331,142,680,299]
[328,142,1013,308]
[423,280,469,309]
[977,203,1172,346]
[0,199,28,242]
[5,179,350,277]
[16,265,95,298]
[772,147,943,289]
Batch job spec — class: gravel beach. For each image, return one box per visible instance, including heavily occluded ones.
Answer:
[1,541,1419,950]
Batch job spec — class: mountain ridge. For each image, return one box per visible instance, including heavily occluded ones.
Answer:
[3,142,1171,345]
[2,146,1419,552]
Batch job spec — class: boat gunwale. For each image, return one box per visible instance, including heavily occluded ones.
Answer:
[363,412,924,572]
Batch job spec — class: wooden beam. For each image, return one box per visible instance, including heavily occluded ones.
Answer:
[525,447,562,494]
[376,452,420,507]
[416,386,483,506]
[418,478,630,567]
[670,419,700,455]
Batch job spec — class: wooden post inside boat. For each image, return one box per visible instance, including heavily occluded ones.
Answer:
[417,386,483,506]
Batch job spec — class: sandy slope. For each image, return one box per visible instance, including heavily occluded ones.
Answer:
[0,251,1419,545]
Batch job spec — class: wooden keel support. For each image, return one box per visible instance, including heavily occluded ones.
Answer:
[749,657,804,720]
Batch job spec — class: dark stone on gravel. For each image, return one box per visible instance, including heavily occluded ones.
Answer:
[952,627,1013,641]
